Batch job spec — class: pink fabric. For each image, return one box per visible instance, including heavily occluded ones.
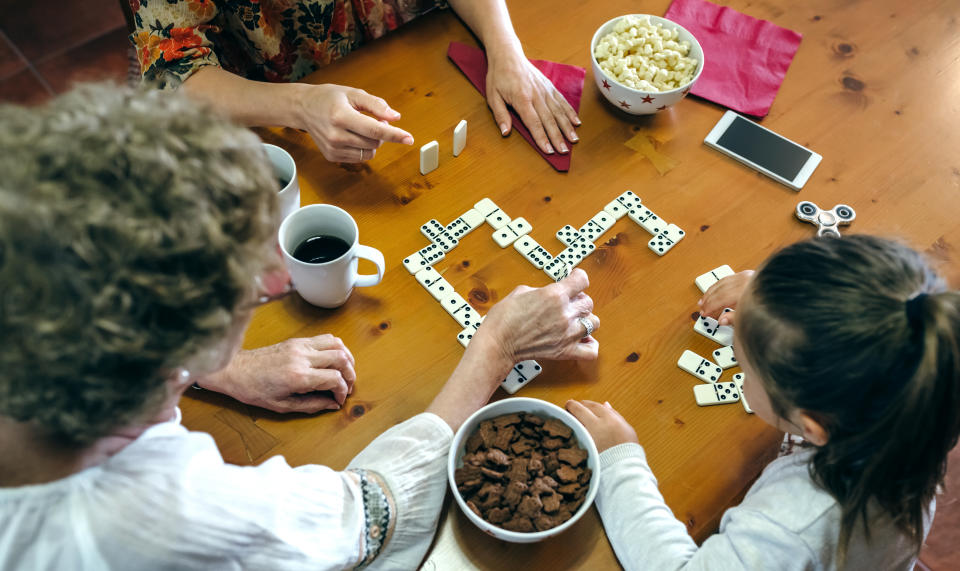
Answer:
[447,41,585,172]
[664,0,802,117]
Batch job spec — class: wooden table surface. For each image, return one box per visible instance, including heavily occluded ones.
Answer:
[181,0,960,568]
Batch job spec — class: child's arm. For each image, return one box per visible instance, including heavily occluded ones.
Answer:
[567,400,820,570]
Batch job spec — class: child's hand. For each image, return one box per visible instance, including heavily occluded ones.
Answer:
[698,270,755,325]
[566,400,639,452]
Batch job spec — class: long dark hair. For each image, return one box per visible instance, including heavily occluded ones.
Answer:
[738,235,960,558]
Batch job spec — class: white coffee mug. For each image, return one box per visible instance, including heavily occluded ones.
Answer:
[279,204,385,308]
[263,143,299,221]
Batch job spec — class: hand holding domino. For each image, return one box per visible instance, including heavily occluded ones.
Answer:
[698,269,756,325]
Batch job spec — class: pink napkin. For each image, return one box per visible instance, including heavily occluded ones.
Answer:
[664,0,802,117]
[447,41,585,172]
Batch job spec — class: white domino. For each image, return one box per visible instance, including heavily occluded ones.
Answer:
[695,265,735,293]
[417,243,446,265]
[555,225,583,247]
[694,315,734,346]
[733,373,753,414]
[615,190,643,210]
[456,326,474,347]
[693,381,740,406]
[556,237,594,268]
[629,206,665,235]
[603,199,629,220]
[440,292,479,328]
[453,119,467,157]
[419,141,439,175]
[402,251,428,274]
[513,236,538,255]
[420,219,445,242]
[677,349,724,383]
[492,217,531,248]
[525,245,553,269]
[500,360,543,394]
[433,231,458,252]
[413,266,445,296]
[578,212,615,242]
[485,209,510,230]
[543,259,571,281]
[473,198,499,216]
[426,276,454,300]
[445,209,485,240]
[712,346,738,369]
[648,224,684,256]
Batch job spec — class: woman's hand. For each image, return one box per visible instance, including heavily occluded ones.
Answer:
[196,334,356,413]
[479,268,599,364]
[294,84,414,163]
[565,400,639,453]
[485,49,581,155]
[698,270,755,326]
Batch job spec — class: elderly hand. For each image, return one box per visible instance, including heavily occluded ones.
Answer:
[565,400,639,453]
[478,268,599,364]
[485,48,581,155]
[698,270,755,326]
[295,83,414,163]
[197,334,356,414]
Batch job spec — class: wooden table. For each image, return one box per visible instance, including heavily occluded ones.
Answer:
[181,0,960,568]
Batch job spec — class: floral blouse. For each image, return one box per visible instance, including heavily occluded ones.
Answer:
[129,0,445,88]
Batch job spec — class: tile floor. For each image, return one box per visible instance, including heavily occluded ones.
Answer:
[0,1,956,569]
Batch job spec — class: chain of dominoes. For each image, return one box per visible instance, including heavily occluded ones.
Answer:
[677,265,754,413]
[403,191,685,394]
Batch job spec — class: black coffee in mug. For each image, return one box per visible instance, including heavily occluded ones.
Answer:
[293,235,350,264]
[277,176,290,189]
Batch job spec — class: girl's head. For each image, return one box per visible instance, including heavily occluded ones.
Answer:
[735,235,960,556]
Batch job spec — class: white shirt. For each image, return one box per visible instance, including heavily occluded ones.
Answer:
[595,443,933,571]
[0,409,453,570]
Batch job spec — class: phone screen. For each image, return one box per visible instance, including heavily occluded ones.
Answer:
[716,116,813,181]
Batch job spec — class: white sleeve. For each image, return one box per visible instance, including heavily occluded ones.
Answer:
[346,412,453,571]
[595,444,819,571]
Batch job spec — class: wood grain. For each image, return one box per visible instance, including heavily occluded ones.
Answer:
[179,0,960,568]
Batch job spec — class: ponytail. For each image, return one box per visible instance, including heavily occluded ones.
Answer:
[738,236,960,559]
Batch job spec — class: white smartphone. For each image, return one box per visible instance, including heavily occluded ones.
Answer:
[704,110,822,191]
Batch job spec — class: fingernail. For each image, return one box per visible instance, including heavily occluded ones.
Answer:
[569,132,579,142]
[500,124,509,136]
[573,117,582,126]
[558,142,568,153]
[402,135,414,145]
[544,143,555,154]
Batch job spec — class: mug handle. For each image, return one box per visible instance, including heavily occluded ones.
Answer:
[353,245,385,288]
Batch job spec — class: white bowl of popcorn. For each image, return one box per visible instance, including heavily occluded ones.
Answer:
[591,14,704,115]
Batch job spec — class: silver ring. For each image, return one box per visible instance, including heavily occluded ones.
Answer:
[578,316,594,338]
[359,148,364,161]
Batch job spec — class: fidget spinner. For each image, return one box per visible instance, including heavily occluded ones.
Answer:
[795,201,856,238]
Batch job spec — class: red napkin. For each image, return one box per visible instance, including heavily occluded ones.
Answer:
[447,41,585,172]
[664,0,802,117]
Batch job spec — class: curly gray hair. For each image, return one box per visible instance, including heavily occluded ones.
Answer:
[0,83,279,446]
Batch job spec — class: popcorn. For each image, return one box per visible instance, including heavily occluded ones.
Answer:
[594,15,699,92]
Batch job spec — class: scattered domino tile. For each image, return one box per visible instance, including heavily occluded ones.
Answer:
[578,211,614,242]
[402,251,428,274]
[513,236,538,256]
[457,326,474,347]
[433,231,458,252]
[555,225,583,247]
[694,315,734,346]
[628,206,664,235]
[648,224,685,256]
[453,119,467,157]
[492,217,531,248]
[543,259,571,281]
[677,349,723,383]
[421,219,445,242]
[733,373,753,414]
[417,243,446,265]
[501,360,543,394]
[693,381,740,406]
[712,346,737,369]
[695,265,735,293]
[419,141,439,175]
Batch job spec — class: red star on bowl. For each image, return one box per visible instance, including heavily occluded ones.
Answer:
[619,100,631,109]
[641,95,655,104]
[656,105,667,111]
[602,79,611,90]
